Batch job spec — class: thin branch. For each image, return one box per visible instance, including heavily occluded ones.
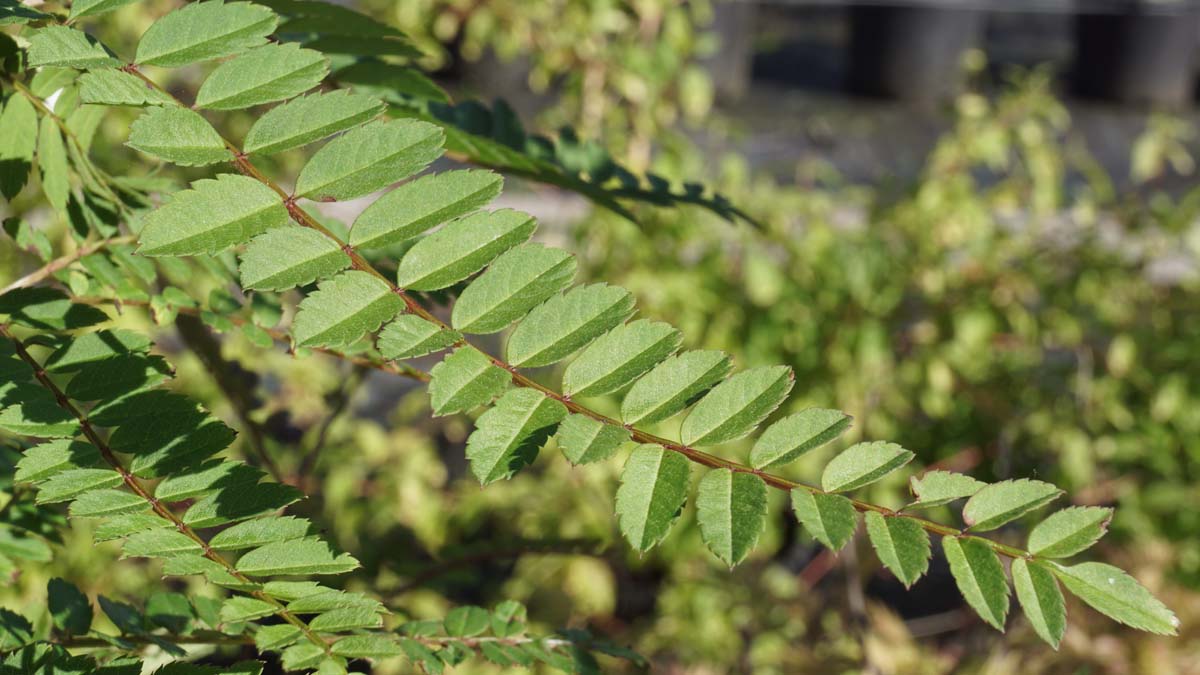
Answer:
[0,236,136,296]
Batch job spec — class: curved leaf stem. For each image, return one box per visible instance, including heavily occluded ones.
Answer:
[0,235,135,296]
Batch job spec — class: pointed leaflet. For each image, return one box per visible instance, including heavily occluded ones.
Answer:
[331,635,404,659]
[942,536,1009,630]
[427,346,510,416]
[395,209,536,291]
[195,43,328,111]
[35,469,121,504]
[680,366,793,447]
[1011,558,1066,648]
[962,479,1062,532]
[750,408,851,470]
[506,284,635,368]
[95,513,169,542]
[257,624,304,652]
[122,528,203,558]
[696,469,767,567]
[127,107,229,166]
[0,94,37,199]
[69,488,147,517]
[377,315,461,360]
[451,244,576,334]
[0,289,107,331]
[44,329,151,372]
[80,69,173,107]
[615,445,690,552]
[182,482,301,528]
[239,227,350,291]
[15,439,100,482]
[221,597,277,623]
[209,516,313,550]
[563,320,682,398]
[351,170,504,250]
[244,90,384,155]
[291,271,404,348]
[69,0,138,20]
[620,350,732,426]
[907,470,986,509]
[294,119,444,201]
[821,441,914,493]
[154,460,263,501]
[236,538,359,577]
[1051,562,1178,635]
[556,414,629,465]
[1027,506,1113,558]
[466,389,566,485]
[864,512,930,588]
[37,116,69,213]
[138,174,287,255]
[135,0,278,68]
[444,606,490,637]
[790,490,857,552]
[27,26,118,69]
[309,607,381,633]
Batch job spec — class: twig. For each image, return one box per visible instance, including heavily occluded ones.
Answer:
[0,236,135,296]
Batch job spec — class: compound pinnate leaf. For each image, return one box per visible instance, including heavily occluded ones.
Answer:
[506,284,635,368]
[556,413,629,466]
[907,470,986,509]
[465,388,566,485]
[615,445,690,552]
[563,320,681,398]
[127,107,229,166]
[244,90,384,156]
[750,408,850,470]
[1051,562,1179,635]
[821,441,913,493]
[295,119,443,201]
[80,69,173,107]
[864,512,930,588]
[427,346,510,416]
[195,43,328,111]
[1011,558,1066,649]
[239,226,350,291]
[681,365,793,447]
[351,170,503,250]
[377,315,461,360]
[48,578,92,635]
[451,244,576,334]
[1027,506,1113,558]
[620,350,732,426]
[395,209,536,291]
[943,536,1009,631]
[291,271,404,348]
[209,516,313,550]
[69,0,138,20]
[28,26,119,69]
[962,479,1062,532]
[790,490,857,552]
[236,538,359,577]
[135,0,278,68]
[696,469,767,567]
[138,174,287,255]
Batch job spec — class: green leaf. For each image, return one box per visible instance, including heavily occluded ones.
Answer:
[292,271,404,348]
[863,512,930,588]
[236,538,359,577]
[209,516,313,550]
[790,490,857,552]
[821,441,914,493]
[0,94,37,200]
[695,469,767,567]
[256,624,303,652]
[377,315,461,360]
[556,414,629,466]
[396,209,538,292]
[28,26,118,69]
[154,461,263,502]
[1011,558,1066,649]
[750,408,851,470]
[220,597,276,623]
[15,440,100,482]
[0,383,81,437]
[37,116,69,213]
[146,592,194,634]
[195,43,328,111]
[79,69,172,107]
[962,479,1062,532]
[281,643,325,671]
[444,606,489,637]
[138,174,287,256]
[309,607,381,633]
[620,350,732,426]
[70,488,147,517]
[615,444,690,552]
[942,536,1009,630]
[135,0,278,68]
[506,284,635,368]
[181,483,301,528]
[1,0,51,24]
[1051,562,1178,635]
[69,0,138,20]
[44,329,151,372]
[36,468,121,504]
[0,529,51,563]
[126,106,229,166]
[427,346,510,416]
[680,366,792,447]
[562,320,681,399]
[244,90,384,155]
[48,578,92,635]
[121,528,202,558]
[94,514,169,542]
[64,355,170,402]
[451,243,576,334]
[330,635,403,659]
[491,600,527,638]
[907,470,986,509]
[1027,506,1113,558]
[239,226,349,291]
[466,388,567,485]
[350,169,503,250]
[0,289,112,333]
[294,119,443,201]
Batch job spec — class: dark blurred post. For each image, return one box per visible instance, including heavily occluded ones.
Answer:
[706,1,759,102]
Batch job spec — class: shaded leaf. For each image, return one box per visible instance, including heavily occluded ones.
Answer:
[451,243,575,334]
[37,116,69,213]
[750,408,851,470]
[695,469,767,567]
[466,388,566,484]
[35,468,121,504]
[69,0,138,20]
[350,169,502,250]
[79,69,172,106]
[395,209,535,291]
[0,94,37,199]
[48,578,92,635]
[962,479,1062,532]
[943,536,1009,630]
[28,26,118,69]
[15,440,100,483]
[615,444,689,552]
[121,528,202,558]
[864,512,930,588]
[620,350,731,426]
[790,490,857,552]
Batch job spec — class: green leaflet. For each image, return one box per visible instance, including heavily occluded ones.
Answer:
[138,174,287,255]
[444,605,489,636]
[256,624,303,652]
[377,315,460,360]
[181,482,301,528]
[44,329,151,372]
[1011,558,1066,649]
[350,170,504,250]
[395,209,536,291]
[790,490,857,552]
[121,528,203,558]
[506,284,635,368]
[556,413,629,465]
[27,26,119,69]
[15,439,100,482]
[154,461,263,502]
[465,388,567,485]
[69,0,138,20]
[451,244,576,334]
[309,607,382,633]
[195,43,329,111]
[94,513,169,542]
[331,635,403,659]
[48,578,92,635]
[750,408,851,470]
[239,226,350,291]
[942,536,1009,630]
[562,320,681,398]
[1051,562,1178,635]
[244,90,384,155]
[0,94,37,199]
[220,597,277,623]
[0,383,80,437]
[962,479,1062,532]
[821,441,914,493]
[69,488,147,517]
[294,119,444,201]
[863,512,930,588]
[907,470,986,509]
[135,0,278,68]
[291,270,404,348]
[209,516,313,551]
[615,445,690,552]
[79,69,173,106]
[37,116,69,213]
[35,468,121,504]
[281,643,325,671]
[127,105,229,167]
[491,600,527,637]
[64,354,171,401]
[1,0,52,23]
[427,346,510,416]
[620,350,732,426]
[236,538,360,577]
[695,469,767,567]
[1027,506,1113,558]
[680,366,793,447]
